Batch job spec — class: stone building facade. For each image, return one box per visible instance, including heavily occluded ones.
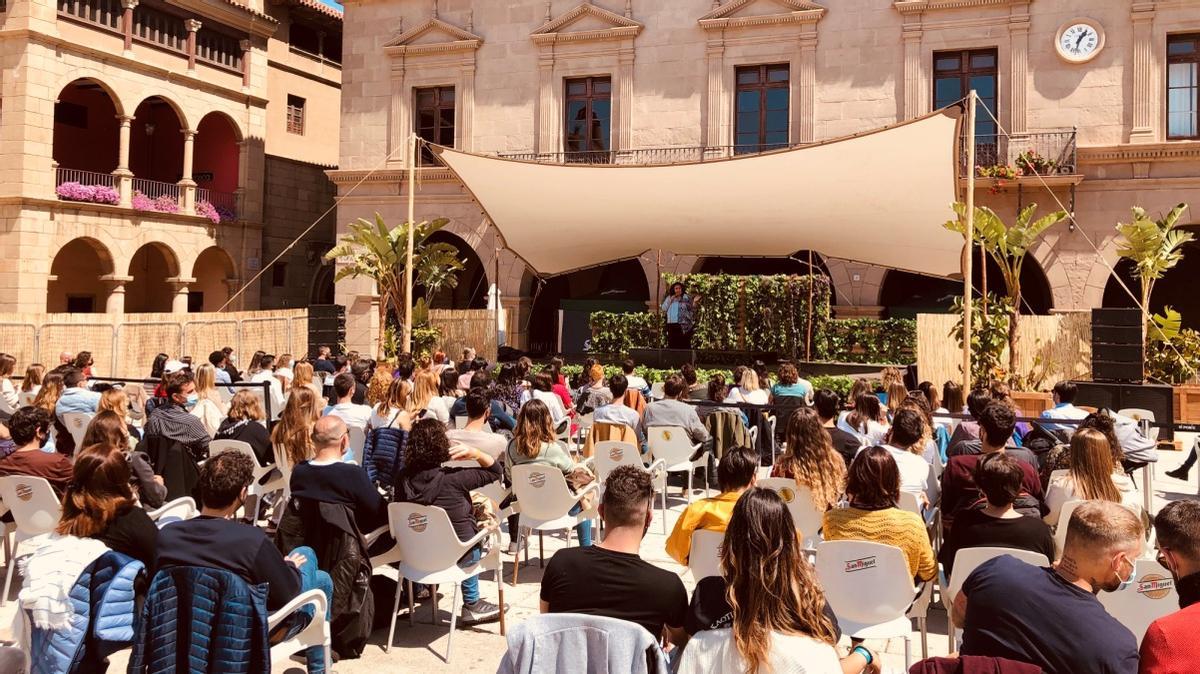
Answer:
[331,0,1200,354]
[0,0,341,314]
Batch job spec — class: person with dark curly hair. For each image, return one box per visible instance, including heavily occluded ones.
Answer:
[0,406,72,494]
[396,418,505,626]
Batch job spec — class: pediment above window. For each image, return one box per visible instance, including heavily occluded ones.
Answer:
[384,17,483,56]
[698,0,826,30]
[531,2,643,46]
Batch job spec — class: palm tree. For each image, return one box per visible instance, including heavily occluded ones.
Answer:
[944,202,1068,375]
[1115,204,1192,342]
[326,213,465,356]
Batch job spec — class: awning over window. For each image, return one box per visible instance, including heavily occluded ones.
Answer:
[433,107,964,278]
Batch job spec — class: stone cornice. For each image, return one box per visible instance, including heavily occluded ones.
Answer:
[1078,141,1200,164]
[325,168,458,184]
[893,0,1030,15]
[383,17,483,56]
[531,3,643,46]
[0,196,262,227]
[698,0,826,31]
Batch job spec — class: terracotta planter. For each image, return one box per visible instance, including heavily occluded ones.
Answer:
[1010,391,1053,419]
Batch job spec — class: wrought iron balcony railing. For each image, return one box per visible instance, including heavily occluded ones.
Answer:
[960,129,1078,177]
[497,143,808,165]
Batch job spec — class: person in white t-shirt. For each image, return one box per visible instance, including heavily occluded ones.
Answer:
[861,407,931,501]
[446,389,507,459]
[620,358,649,396]
[323,372,372,431]
[248,353,286,419]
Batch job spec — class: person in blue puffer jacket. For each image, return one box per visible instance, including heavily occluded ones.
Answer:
[363,378,412,497]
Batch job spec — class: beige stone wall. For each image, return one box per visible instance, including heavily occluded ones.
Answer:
[264,3,342,165]
[333,0,1200,353]
[260,154,338,309]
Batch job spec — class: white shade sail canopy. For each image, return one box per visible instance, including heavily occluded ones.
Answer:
[433,107,964,278]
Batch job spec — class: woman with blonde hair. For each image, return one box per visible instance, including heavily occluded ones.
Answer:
[365,363,394,408]
[32,372,64,415]
[215,390,273,466]
[679,488,874,674]
[503,399,592,548]
[83,411,166,508]
[1044,427,1140,527]
[725,369,769,406]
[771,408,846,511]
[885,381,908,416]
[838,393,889,446]
[409,370,450,423]
[369,377,412,431]
[271,387,320,467]
[98,387,141,441]
[190,363,228,437]
[0,353,18,418]
[290,361,324,403]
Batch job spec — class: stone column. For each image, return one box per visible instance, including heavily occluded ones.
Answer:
[1130,3,1157,143]
[100,275,133,314]
[178,129,196,215]
[1008,2,1030,136]
[797,31,817,144]
[240,39,252,89]
[704,38,724,155]
[536,53,556,155]
[113,115,135,207]
[121,0,138,55]
[901,23,923,120]
[185,19,202,72]
[388,61,406,163]
[616,47,635,154]
[459,62,475,152]
[166,277,196,313]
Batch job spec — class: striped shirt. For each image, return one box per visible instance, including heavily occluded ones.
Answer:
[143,403,211,457]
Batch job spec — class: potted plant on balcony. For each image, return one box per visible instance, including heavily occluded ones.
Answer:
[1014,150,1058,176]
[56,182,120,205]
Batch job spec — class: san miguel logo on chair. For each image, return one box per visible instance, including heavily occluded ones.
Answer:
[529,471,547,488]
[15,484,33,502]
[778,487,795,504]
[1137,574,1173,599]
[845,556,877,573]
[407,512,428,533]
[609,446,625,462]
[661,430,672,442]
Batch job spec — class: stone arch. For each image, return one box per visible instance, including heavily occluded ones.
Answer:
[527,259,650,355]
[126,242,181,313]
[190,246,237,312]
[129,95,188,186]
[54,79,123,176]
[424,230,489,309]
[48,238,115,313]
[879,252,1055,318]
[53,73,128,116]
[194,111,243,207]
[1103,232,1200,330]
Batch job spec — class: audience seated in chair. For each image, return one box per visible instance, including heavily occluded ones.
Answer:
[952,500,1142,674]
[447,389,508,459]
[1140,499,1200,673]
[59,443,159,571]
[84,410,167,510]
[641,375,712,453]
[323,373,371,432]
[591,374,644,446]
[873,408,932,499]
[770,408,847,513]
[0,407,73,496]
[138,371,211,500]
[215,390,275,467]
[1044,428,1141,528]
[947,388,992,456]
[666,445,758,565]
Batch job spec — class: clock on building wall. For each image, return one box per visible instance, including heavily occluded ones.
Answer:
[1055,19,1105,64]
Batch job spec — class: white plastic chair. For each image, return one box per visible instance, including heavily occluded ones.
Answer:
[346,426,366,463]
[267,589,332,672]
[1053,499,1087,558]
[1099,558,1178,646]
[646,426,711,503]
[757,478,825,550]
[0,476,61,606]
[17,391,36,407]
[454,416,468,430]
[650,382,665,400]
[1118,408,1159,442]
[271,442,296,522]
[61,411,93,450]
[940,547,1050,648]
[897,490,941,553]
[146,496,198,523]
[210,439,284,522]
[688,529,724,580]
[815,540,920,669]
[383,503,504,660]
[572,413,594,454]
[509,464,599,585]
[593,440,668,533]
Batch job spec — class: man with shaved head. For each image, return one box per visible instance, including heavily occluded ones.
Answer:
[287,415,387,531]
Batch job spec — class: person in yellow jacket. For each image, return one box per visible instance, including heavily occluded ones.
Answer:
[666,445,759,565]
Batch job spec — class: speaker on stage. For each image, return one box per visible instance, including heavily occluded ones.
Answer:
[630,348,695,369]
[308,304,346,359]
[1091,308,1144,383]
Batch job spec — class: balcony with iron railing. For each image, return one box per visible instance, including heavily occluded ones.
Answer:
[54,166,238,222]
[496,142,808,165]
[958,129,1081,188]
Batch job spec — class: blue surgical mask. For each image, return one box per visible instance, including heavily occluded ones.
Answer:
[1116,556,1137,592]
[184,393,199,409]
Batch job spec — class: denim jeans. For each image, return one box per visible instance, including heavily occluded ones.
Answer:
[569,503,594,547]
[459,544,483,605]
[275,545,333,674]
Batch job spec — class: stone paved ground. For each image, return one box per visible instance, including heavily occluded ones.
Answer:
[2,435,1195,674]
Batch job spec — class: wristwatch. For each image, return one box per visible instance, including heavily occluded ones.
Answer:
[851,645,873,665]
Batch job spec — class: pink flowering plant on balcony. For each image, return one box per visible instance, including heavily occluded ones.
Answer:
[131,191,180,214]
[56,182,120,205]
[195,200,221,224]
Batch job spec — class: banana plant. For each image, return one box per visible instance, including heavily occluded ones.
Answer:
[326,213,465,356]
[944,202,1068,376]
[1115,204,1192,342]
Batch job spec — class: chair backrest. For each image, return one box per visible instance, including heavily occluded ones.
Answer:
[650,382,665,400]
[18,391,36,407]
[1053,499,1087,557]
[592,441,643,483]
[896,490,925,518]
[510,463,579,521]
[944,547,1051,607]
[757,477,825,548]
[209,439,269,477]
[1117,408,1159,441]
[62,412,93,449]
[1098,558,1178,646]
[815,540,915,629]
[647,426,696,465]
[0,476,61,536]
[689,529,724,580]
[147,496,199,523]
[387,502,466,573]
[346,426,366,463]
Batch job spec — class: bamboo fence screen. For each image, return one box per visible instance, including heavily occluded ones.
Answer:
[429,309,512,363]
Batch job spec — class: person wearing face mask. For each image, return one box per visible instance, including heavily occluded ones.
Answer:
[138,371,211,500]
[952,499,1143,674]
[0,406,73,495]
[1139,500,1200,673]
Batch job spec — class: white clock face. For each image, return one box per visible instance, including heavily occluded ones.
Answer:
[1059,23,1101,61]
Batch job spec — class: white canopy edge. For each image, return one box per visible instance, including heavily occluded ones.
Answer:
[433,107,965,278]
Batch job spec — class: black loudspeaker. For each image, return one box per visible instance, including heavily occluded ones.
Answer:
[1091,308,1144,383]
[308,304,346,359]
[629,348,695,369]
[1071,380,1174,441]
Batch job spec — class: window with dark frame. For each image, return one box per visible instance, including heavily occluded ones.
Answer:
[734,63,790,154]
[933,48,999,164]
[414,86,455,165]
[66,296,95,313]
[1168,34,1199,140]
[272,262,287,288]
[563,76,612,163]
[286,95,305,135]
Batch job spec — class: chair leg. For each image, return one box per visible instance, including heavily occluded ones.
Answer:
[445,583,459,663]
[687,470,693,504]
[661,487,668,535]
[904,635,912,669]
[387,575,404,652]
[431,583,439,625]
[408,579,416,628]
[2,539,18,607]
[919,616,928,658]
[538,531,544,568]
[512,529,522,586]
[948,623,955,653]
[565,525,573,549]
[497,568,506,636]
